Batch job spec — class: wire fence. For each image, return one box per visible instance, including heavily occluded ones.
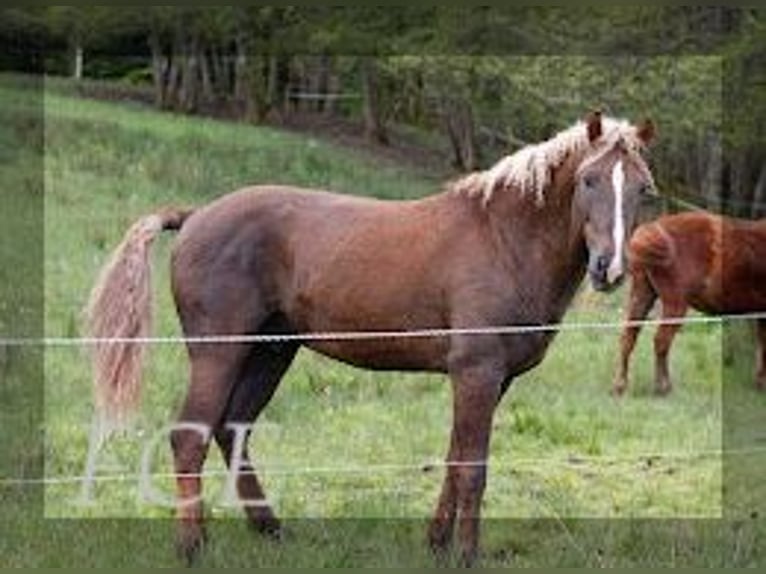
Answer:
[4,445,763,489]
[2,311,765,348]
[2,309,763,495]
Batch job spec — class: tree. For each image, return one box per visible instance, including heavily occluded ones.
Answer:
[43,7,110,79]
[0,7,48,72]
[7,5,762,204]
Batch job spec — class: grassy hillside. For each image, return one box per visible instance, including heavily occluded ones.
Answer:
[1,74,764,567]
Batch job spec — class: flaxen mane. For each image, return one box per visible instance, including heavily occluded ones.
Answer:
[453,117,650,205]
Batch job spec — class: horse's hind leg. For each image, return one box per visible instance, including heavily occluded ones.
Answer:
[214,340,298,537]
[756,319,766,391]
[653,296,688,396]
[613,268,657,396]
[171,342,252,564]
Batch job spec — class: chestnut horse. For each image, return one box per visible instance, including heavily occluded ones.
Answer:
[86,112,655,566]
[613,211,766,396]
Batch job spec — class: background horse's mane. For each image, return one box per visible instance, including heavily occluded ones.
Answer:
[452,116,645,205]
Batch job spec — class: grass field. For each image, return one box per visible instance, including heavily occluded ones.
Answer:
[2,73,766,567]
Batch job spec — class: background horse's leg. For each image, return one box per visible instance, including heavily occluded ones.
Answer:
[756,319,766,390]
[430,359,502,567]
[613,269,657,396]
[653,298,688,396]
[171,342,251,564]
[213,341,298,537]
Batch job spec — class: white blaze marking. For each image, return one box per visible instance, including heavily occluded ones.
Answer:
[608,160,625,283]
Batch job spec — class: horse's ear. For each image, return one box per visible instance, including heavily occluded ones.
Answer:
[585,109,603,143]
[636,118,656,146]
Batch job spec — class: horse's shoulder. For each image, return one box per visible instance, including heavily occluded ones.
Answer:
[630,218,667,247]
[628,218,677,268]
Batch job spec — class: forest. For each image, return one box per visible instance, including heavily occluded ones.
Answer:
[1,6,764,212]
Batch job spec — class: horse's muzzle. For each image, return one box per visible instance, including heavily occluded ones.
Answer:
[588,254,623,292]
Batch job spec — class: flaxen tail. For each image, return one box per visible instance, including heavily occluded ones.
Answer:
[85,207,193,429]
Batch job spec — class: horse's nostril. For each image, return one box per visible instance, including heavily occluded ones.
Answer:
[597,255,610,273]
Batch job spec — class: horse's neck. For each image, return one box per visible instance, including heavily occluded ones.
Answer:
[487,176,587,313]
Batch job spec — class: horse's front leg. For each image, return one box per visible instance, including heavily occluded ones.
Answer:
[613,269,656,396]
[428,426,459,558]
[430,360,502,567]
[756,319,766,391]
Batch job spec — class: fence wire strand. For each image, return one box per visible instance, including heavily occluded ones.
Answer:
[2,446,765,488]
[2,311,766,348]
[2,310,763,490]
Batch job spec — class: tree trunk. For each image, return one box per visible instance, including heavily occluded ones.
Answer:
[166,57,181,110]
[244,55,269,123]
[724,151,748,217]
[752,161,766,217]
[265,54,290,121]
[234,33,249,105]
[306,56,320,113]
[73,44,83,80]
[444,97,478,171]
[164,28,184,110]
[459,101,478,170]
[148,30,169,108]
[325,69,340,117]
[317,54,331,114]
[701,130,722,206]
[361,57,388,145]
[199,47,214,105]
[299,58,311,113]
[178,33,200,114]
[277,55,292,118]
[266,54,286,122]
[68,29,84,80]
[210,45,229,95]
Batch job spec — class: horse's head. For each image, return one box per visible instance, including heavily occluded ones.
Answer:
[573,111,656,292]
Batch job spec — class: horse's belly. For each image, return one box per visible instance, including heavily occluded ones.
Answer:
[720,291,766,314]
[285,274,449,371]
[305,337,449,372]
[692,269,766,314]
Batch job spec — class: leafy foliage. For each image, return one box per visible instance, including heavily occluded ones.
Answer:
[2,7,762,209]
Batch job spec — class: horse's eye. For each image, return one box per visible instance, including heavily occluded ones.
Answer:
[582,175,597,189]
[639,183,654,196]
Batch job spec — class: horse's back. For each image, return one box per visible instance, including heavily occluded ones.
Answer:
[719,217,766,311]
[630,211,766,313]
[172,184,415,267]
[168,185,469,353]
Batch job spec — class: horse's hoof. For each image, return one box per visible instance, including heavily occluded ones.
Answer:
[427,517,454,559]
[611,384,627,398]
[176,524,207,566]
[457,548,479,568]
[249,515,283,542]
[429,542,453,567]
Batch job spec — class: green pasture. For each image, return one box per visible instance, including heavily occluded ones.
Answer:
[1,74,764,567]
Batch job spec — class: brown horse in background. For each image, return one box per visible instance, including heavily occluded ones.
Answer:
[86,111,655,566]
[614,211,766,396]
